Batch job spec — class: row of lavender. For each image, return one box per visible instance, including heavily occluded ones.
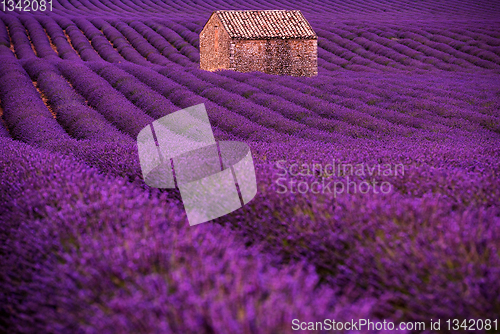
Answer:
[2,13,500,139]
[1,13,499,178]
[0,33,404,331]
[1,56,499,332]
[3,41,499,151]
[5,129,499,329]
[14,0,500,19]
[1,2,500,332]
[2,13,500,73]
[1,19,499,162]
[3,136,389,333]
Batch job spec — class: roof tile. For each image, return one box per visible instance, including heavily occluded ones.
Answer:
[214,10,317,39]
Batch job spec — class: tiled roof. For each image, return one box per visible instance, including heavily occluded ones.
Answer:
[214,10,317,39]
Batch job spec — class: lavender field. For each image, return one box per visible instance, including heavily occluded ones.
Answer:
[1,0,500,333]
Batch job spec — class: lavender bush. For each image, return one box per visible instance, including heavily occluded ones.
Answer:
[1,0,500,333]
[37,16,82,61]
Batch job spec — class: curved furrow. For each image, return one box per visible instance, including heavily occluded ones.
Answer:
[37,16,82,61]
[90,17,151,66]
[72,17,125,63]
[57,60,153,138]
[116,61,298,142]
[22,58,132,143]
[127,20,197,66]
[2,15,37,60]
[53,16,102,61]
[144,20,200,62]
[19,15,59,59]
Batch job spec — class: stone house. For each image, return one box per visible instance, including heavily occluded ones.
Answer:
[200,10,318,76]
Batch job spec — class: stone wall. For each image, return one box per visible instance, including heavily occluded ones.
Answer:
[199,15,231,71]
[230,39,317,76]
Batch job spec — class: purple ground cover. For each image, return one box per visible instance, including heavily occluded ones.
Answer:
[1,0,500,333]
